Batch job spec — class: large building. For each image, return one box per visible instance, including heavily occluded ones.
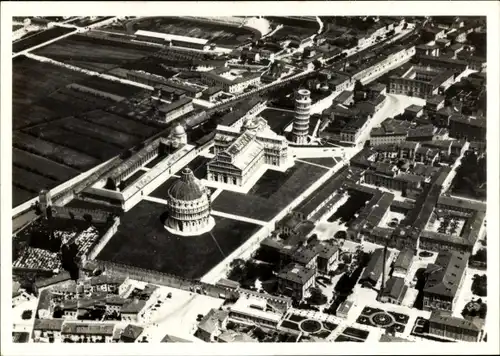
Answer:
[291,89,312,144]
[422,250,469,313]
[448,115,486,142]
[207,116,290,187]
[200,67,261,94]
[388,66,455,99]
[277,263,316,300]
[428,312,482,342]
[164,168,215,236]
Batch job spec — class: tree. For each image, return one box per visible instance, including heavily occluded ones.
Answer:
[470,249,487,266]
[21,310,33,320]
[354,80,364,93]
[471,274,487,297]
[307,287,328,306]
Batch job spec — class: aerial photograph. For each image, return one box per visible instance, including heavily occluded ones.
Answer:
[9,14,489,345]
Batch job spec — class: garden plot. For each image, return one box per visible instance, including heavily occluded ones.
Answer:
[13,132,99,171]
[425,213,466,236]
[24,125,124,161]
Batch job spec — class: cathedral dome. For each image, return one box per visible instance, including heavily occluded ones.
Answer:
[173,124,186,136]
[167,168,205,201]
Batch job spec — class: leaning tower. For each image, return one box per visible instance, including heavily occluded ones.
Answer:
[292,89,311,144]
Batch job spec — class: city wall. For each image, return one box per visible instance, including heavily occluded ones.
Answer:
[13,157,120,218]
[51,206,113,224]
[93,260,234,299]
[86,217,121,261]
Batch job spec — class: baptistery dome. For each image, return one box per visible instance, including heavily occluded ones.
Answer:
[164,168,215,236]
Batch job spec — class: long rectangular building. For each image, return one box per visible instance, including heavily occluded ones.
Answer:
[294,165,349,221]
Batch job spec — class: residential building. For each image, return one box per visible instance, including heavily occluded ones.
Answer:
[158,97,194,123]
[422,250,469,313]
[229,295,284,328]
[291,245,318,270]
[414,146,440,165]
[449,115,486,142]
[195,308,229,342]
[393,248,415,278]
[399,141,419,159]
[313,242,339,274]
[404,104,424,119]
[61,322,116,343]
[380,276,408,305]
[293,166,350,221]
[425,95,446,113]
[407,124,436,142]
[370,119,411,146]
[277,263,316,300]
[202,86,223,103]
[336,300,354,319]
[33,319,64,342]
[421,26,446,41]
[418,55,468,74]
[359,248,391,288]
[120,324,144,343]
[428,312,482,341]
[200,68,261,94]
[389,66,455,99]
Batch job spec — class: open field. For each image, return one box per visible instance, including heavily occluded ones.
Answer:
[80,110,160,138]
[13,148,80,183]
[13,132,99,171]
[54,116,142,149]
[34,34,160,73]
[268,22,317,42]
[13,57,144,130]
[24,124,124,161]
[212,162,327,221]
[13,27,75,53]
[12,166,59,195]
[122,56,179,78]
[96,200,260,279]
[12,187,37,208]
[124,17,258,47]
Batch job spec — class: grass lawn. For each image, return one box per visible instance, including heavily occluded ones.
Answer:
[259,109,294,134]
[176,155,210,180]
[213,162,326,221]
[96,200,260,279]
[149,177,178,199]
[119,170,145,190]
[300,157,338,168]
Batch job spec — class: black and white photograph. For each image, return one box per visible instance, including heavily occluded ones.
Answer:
[1,1,499,355]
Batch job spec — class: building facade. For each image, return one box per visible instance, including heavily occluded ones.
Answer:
[428,312,481,341]
[165,168,215,236]
[207,116,290,187]
[277,263,316,300]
